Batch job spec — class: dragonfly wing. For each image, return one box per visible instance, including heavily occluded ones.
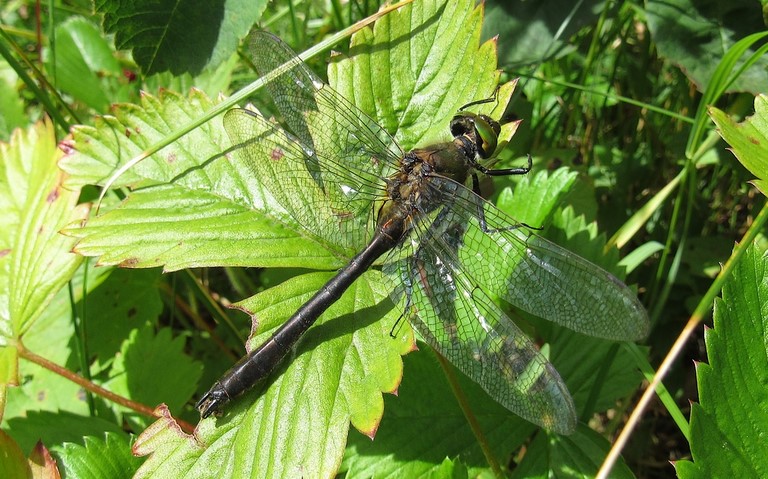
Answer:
[224,108,376,253]
[245,31,402,199]
[425,176,649,341]
[384,212,577,433]
[245,31,322,150]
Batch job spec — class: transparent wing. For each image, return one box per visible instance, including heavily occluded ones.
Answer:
[224,108,379,253]
[243,31,403,205]
[422,176,649,341]
[385,209,577,433]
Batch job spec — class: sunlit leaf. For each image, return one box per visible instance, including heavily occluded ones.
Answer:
[0,119,88,399]
[675,243,768,478]
[52,433,142,479]
[710,94,768,196]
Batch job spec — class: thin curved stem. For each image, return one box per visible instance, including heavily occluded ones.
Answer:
[16,341,196,434]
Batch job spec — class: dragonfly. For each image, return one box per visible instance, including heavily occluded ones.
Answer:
[196,31,649,434]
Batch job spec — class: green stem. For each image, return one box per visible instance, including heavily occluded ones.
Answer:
[17,341,196,434]
[598,202,768,478]
[434,350,505,478]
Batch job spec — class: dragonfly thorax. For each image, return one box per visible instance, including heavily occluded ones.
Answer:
[378,143,469,240]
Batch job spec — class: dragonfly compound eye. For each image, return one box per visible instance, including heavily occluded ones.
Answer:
[450,112,500,159]
[473,115,500,159]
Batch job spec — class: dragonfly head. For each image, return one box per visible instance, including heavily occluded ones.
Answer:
[450,112,501,159]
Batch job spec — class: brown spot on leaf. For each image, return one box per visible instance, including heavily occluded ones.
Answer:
[270,147,284,161]
[120,257,140,268]
[58,139,75,155]
[0,249,10,258]
[749,136,760,145]
[46,188,60,203]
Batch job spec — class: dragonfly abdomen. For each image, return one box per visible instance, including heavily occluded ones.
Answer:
[197,225,402,418]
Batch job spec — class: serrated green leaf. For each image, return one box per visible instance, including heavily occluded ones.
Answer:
[60,88,345,271]
[495,168,579,228]
[0,119,88,394]
[550,206,621,276]
[329,0,503,150]
[95,0,268,75]
[60,89,227,190]
[676,242,768,478]
[52,432,142,479]
[236,272,410,430]
[710,94,768,186]
[106,326,202,418]
[159,272,408,478]
[64,184,337,271]
[4,410,126,456]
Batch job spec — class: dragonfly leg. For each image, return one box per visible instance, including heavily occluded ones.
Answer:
[470,155,539,234]
[458,85,501,111]
[388,255,417,338]
[474,153,532,177]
